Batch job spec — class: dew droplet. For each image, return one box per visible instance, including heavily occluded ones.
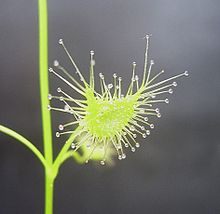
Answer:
[47,105,51,110]
[53,60,59,67]
[165,98,169,104]
[57,87,61,93]
[150,124,154,129]
[141,126,145,130]
[124,143,129,148]
[49,67,53,73]
[71,143,76,149]
[90,50,94,55]
[150,59,154,65]
[118,155,122,160]
[58,39,63,45]
[122,154,126,159]
[142,133,147,138]
[48,94,52,100]
[133,134,137,138]
[184,70,189,76]
[135,143,140,148]
[135,75,139,81]
[173,82,177,87]
[131,147,136,152]
[146,130,150,135]
[108,84,113,89]
[56,132,60,138]
[113,73,117,78]
[144,117,148,121]
[155,108,160,113]
[133,61,136,66]
[100,160,105,165]
[157,113,161,118]
[59,96,64,101]
[169,89,173,94]
[59,124,64,130]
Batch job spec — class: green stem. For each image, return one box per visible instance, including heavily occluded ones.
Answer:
[38,0,54,214]
[45,168,54,214]
[0,125,47,167]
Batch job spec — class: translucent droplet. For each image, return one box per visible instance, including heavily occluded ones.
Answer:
[113,73,117,78]
[118,155,122,160]
[85,160,89,164]
[71,143,76,149]
[99,73,103,77]
[59,96,64,101]
[108,84,113,89]
[133,62,136,66]
[150,124,154,129]
[173,82,177,87]
[100,160,105,165]
[165,98,169,104]
[145,34,150,39]
[133,134,137,138]
[157,113,161,118]
[57,87,61,93]
[47,105,51,110]
[56,132,60,138]
[144,117,148,121]
[58,39,63,44]
[135,143,140,148]
[141,126,145,130]
[122,154,126,159]
[142,133,147,138]
[169,89,173,94]
[131,147,136,152]
[146,130,150,135]
[59,124,64,130]
[90,50,94,55]
[155,108,160,113]
[184,70,189,76]
[118,77,122,81]
[53,60,59,67]
[48,94,52,100]
[135,75,139,81]
[150,60,154,65]
[49,67,53,72]
[124,143,129,148]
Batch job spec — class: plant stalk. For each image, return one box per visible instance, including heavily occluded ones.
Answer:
[38,0,54,214]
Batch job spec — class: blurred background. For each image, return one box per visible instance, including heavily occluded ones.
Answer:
[1,0,220,213]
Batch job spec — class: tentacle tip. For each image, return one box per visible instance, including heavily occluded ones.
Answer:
[48,94,52,100]
[56,132,60,138]
[184,70,189,76]
[53,60,59,67]
[58,38,63,45]
[49,67,53,72]
[90,50,94,56]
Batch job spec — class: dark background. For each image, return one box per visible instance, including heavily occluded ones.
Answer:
[1,0,220,213]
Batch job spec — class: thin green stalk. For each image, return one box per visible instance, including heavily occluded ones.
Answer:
[38,0,54,214]
[0,125,47,167]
